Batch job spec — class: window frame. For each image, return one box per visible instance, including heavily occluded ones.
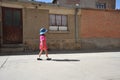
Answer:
[49,14,68,31]
[96,3,106,9]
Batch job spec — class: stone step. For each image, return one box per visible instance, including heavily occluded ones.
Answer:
[0,44,24,53]
[1,44,24,48]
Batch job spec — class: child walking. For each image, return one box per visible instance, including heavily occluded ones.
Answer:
[37,28,51,60]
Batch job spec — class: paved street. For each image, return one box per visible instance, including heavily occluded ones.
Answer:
[0,51,120,80]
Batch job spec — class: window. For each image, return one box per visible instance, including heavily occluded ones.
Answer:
[49,14,68,31]
[96,3,106,9]
[13,10,21,27]
[4,9,12,26]
[3,8,22,27]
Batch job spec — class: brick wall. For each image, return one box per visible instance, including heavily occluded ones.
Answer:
[80,8,120,49]
[81,9,120,38]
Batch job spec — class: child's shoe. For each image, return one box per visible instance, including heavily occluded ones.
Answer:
[46,57,52,60]
[37,58,42,60]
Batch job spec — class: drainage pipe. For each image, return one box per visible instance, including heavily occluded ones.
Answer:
[74,7,79,43]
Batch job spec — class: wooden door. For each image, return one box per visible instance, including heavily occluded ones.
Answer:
[2,7,23,44]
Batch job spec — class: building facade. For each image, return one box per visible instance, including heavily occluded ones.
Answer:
[0,0,120,54]
[0,1,80,53]
[53,0,116,9]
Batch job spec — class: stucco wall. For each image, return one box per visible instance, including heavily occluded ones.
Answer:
[21,3,79,50]
[47,14,78,50]
[23,8,49,50]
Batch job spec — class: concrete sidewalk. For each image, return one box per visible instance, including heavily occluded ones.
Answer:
[0,52,120,80]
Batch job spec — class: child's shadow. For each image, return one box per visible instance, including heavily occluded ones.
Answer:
[52,59,80,62]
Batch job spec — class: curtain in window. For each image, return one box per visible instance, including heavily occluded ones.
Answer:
[49,14,67,31]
